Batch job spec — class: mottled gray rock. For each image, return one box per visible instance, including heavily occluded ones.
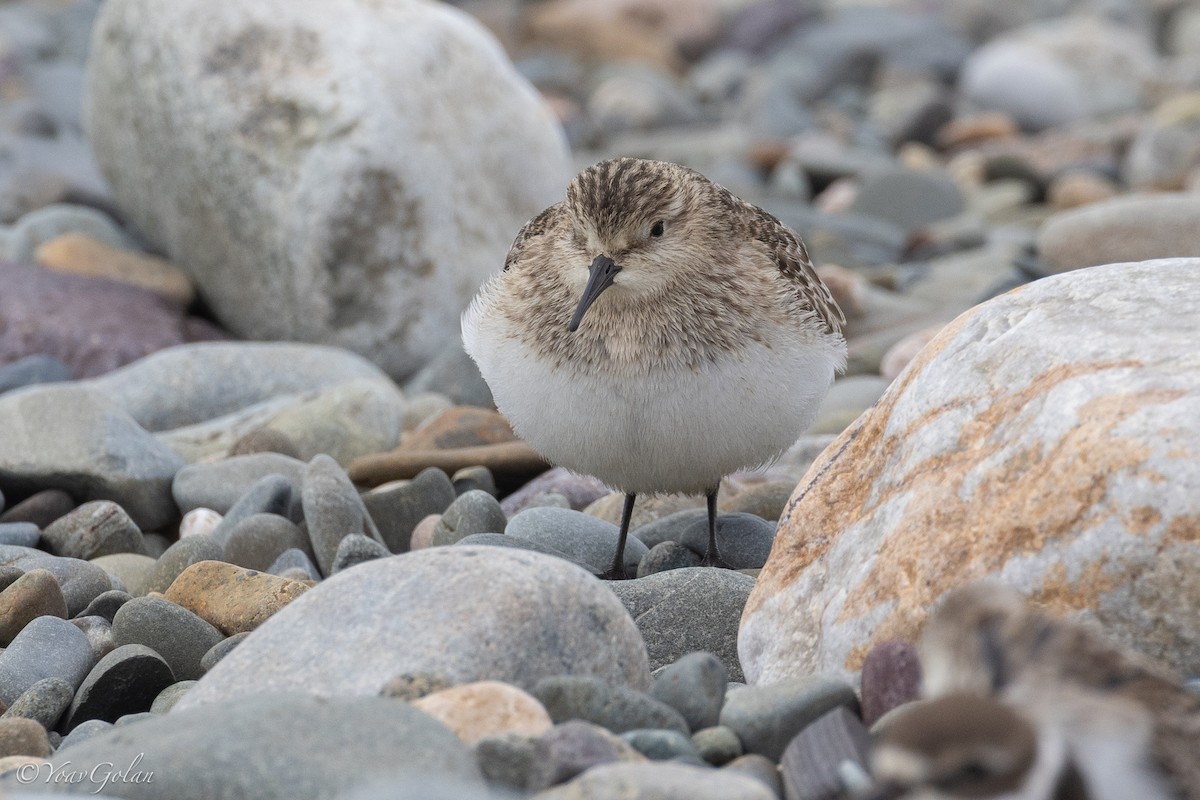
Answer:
[89,553,155,597]
[719,677,860,761]
[432,490,508,545]
[362,467,457,553]
[0,616,95,707]
[648,652,727,733]
[534,761,776,800]
[303,454,382,575]
[85,0,569,379]
[77,589,132,622]
[199,631,250,674]
[636,541,703,577]
[140,535,224,596]
[527,721,640,792]
[610,568,755,682]
[266,548,320,582]
[209,474,293,547]
[63,643,175,731]
[70,615,116,665]
[41,500,144,560]
[533,676,689,735]
[1038,195,1200,274]
[176,547,650,710]
[112,597,225,681]
[10,694,482,797]
[0,386,183,530]
[331,534,391,573]
[620,728,703,764]
[172,453,306,515]
[633,509,774,569]
[507,508,649,574]
[1,676,74,730]
[149,680,196,714]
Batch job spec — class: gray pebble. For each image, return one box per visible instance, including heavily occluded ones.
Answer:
[150,680,197,714]
[499,467,610,517]
[528,720,636,791]
[303,453,382,575]
[637,540,703,577]
[723,753,784,798]
[142,532,171,559]
[112,597,225,681]
[0,488,74,528]
[635,509,775,569]
[56,717,113,750]
[331,534,391,573]
[533,675,689,735]
[8,202,131,261]
[0,354,73,395]
[719,676,860,761]
[1,676,74,730]
[41,500,144,560]
[209,473,293,546]
[432,490,507,545]
[454,533,598,574]
[474,732,539,791]
[76,589,132,622]
[172,453,306,515]
[362,466,456,553]
[506,507,648,574]
[0,615,95,706]
[0,522,40,548]
[649,651,727,732]
[610,568,755,682]
[267,548,320,581]
[692,725,743,766]
[451,465,496,497]
[223,512,310,571]
[404,339,493,407]
[114,710,158,727]
[620,728,704,763]
[200,631,250,674]
[70,615,116,662]
[63,643,176,731]
[141,534,224,595]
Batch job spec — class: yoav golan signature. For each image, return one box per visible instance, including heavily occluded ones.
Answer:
[15,753,154,794]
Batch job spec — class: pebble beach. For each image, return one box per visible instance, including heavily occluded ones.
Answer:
[0,0,1197,798]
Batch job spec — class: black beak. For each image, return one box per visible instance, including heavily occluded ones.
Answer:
[568,255,621,332]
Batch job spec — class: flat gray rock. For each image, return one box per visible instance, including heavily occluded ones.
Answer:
[609,568,755,682]
[0,546,114,616]
[63,643,175,731]
[3,694,481,798]
[507,507,649,574]
[362,467,456,553]
[140,535,224,596]
[41,500,144,560]
[533,761,775,800]
[172,453,306,515]
[0,616,95,707]
[176,547,650,710]
[0,385,182,530]
[112,597,225,681]
[719,677,859,761]
[302,454,382,575]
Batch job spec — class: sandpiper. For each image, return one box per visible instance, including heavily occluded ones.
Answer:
[912,583,1200,800]
[463,157,846,577]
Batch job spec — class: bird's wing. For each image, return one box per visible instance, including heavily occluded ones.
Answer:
[504,202,566,272]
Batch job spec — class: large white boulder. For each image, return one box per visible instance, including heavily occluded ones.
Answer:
[85,0,570,378]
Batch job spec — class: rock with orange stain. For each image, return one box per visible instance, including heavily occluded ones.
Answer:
[413,680,553,744]
[740,258,1200,685]
[164,561,310,636]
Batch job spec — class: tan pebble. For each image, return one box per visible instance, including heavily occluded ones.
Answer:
[403,406,516,450]
[347,441,549,490]
[937,112,1019,150]
[409,514,441,551]
[881,325,944,381]
[896,142,941,171]
[414,681,553,745]
[0,717,51,758]
[34,232,195,307]
[1047,170,1119,210]
[164,561,309,635]
[228,428,302,459]
[0,569,67,646]
[179,508,222,539]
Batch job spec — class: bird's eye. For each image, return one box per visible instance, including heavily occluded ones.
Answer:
[650,220,665,238]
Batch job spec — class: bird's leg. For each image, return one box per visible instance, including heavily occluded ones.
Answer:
[602,492,637,580]
[701,488,732,569]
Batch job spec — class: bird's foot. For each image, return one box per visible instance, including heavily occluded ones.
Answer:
[700,550,734,570]
[600,565,633,581]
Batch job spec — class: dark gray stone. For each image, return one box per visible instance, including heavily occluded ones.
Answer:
[266,548,320,581]
[362,466,456,553]
[0,545,113,616]
[41,500,144,560]
[302,453,382,576]
[141,532,171,559]
[141,534,223,595]
[171,453,306,515]
[209,474,294,547]
[0,386,183,530]
[528,720,633,791]
[454,534,598,574]
[112,597,225,681]
[432,490,507,545]
[0,615,95,706]
[649,652,727,732]
[532,676,689,735]
[609,568,755,682]
[175,547,650,710]
[223,512,309,571]
[450,465,496,498]
[0,488,75,527]
[10,694,481,797]
[331,533,391,574]
[199,631,250,674]
[77,589,133,622]
[635,509,776,569]
[1,676,74,730]
[0,354,73,395]
[719,677,860,761]
[63,643,176,731]
[637,540,703,577]
[474,732,539,791]
[0,522,39,548]
[779,706,871,800]
[505,507,649,574]
[620,728,704,763]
